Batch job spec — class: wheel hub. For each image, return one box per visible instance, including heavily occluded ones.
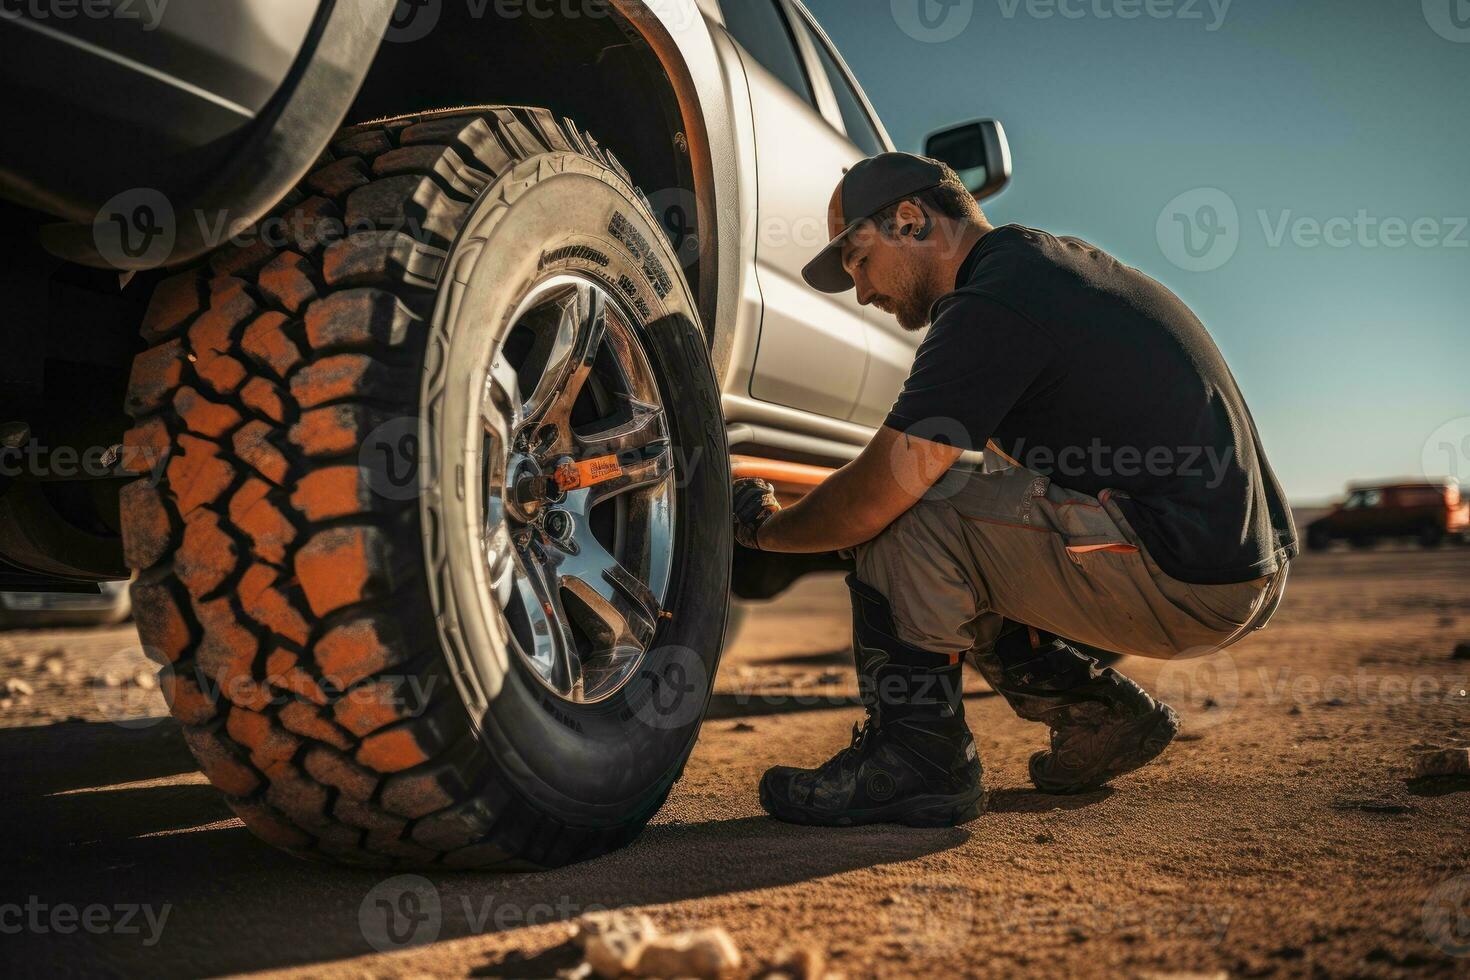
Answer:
[476,274,676,704]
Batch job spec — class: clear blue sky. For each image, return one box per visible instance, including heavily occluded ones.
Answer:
[805,0,1469,503]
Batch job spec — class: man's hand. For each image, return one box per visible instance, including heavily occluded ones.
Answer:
[750,426,965,554]
[732,478,781,550]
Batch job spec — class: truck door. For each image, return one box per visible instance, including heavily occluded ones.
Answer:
[720,0,872,421]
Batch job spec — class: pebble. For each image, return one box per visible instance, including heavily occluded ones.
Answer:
[43,656,65,676]
[758,946,825,980]
[4,678,34,697]
[1414,747,1470,779]
[133,670,157,690]
[577,911,741,980]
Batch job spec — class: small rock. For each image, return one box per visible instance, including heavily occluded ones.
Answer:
[758,947,825,980]
[1414,747,1470,779]
[576,911,741,980]
[102,673,124,688]
[1453,642,1470,661]
[634,929,741,980]
[1288,704,1303,716]
[132,669,157,690]
[20,653,41,670]
[43,656,65,676]
[577,911,659,979]
[815,671,845,685]
[1035,832,1055,844]
[730,722,756,733]
[1324,697,1346,707]
[1202,696,1219,709]
[0,698,12,711]
[5,678,34,697]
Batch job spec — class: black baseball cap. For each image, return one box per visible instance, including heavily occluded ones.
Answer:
[801,152,948,294]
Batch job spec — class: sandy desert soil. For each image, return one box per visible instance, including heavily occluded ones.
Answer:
[2,545,1468,978]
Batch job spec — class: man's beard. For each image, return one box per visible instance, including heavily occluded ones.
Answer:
[892,292,932,332]
[881,256,938,332]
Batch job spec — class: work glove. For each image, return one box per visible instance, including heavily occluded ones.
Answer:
[732,478,780,550]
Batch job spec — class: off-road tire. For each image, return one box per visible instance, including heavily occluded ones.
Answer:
[119,107,730,869]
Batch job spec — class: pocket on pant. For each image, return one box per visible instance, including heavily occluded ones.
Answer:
[1035,482,1136,551]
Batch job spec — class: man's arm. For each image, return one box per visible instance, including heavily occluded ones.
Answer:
[750,426,963,554]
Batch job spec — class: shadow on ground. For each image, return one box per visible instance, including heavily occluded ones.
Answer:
[1,717,972,977]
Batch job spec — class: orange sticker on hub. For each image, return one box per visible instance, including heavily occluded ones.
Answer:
[555,455,624,492]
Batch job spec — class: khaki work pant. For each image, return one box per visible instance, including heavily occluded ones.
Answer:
[851,463,1285,663]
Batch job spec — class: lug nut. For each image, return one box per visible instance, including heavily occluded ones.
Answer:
[545,511,571,540]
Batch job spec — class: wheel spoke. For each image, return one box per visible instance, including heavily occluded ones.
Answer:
[484,353,522,441]
[520,282,606,445]
[514,539,583,697]
[575,396,667,458]
[591,448,674,510]
[559,522,659,658]
[561,397,673,509]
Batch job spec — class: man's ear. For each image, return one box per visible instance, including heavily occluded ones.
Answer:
[894,199,928,239]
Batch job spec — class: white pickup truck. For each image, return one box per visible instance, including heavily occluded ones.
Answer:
[0,0,1011,868]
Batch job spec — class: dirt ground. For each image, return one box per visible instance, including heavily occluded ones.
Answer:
[3,545,1468,978]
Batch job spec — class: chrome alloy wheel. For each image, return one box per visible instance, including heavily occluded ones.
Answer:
[479,274,676,704]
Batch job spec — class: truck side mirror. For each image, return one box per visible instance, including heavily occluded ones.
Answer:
[924,119,1012,200]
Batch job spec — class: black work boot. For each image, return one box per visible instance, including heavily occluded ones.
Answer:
[759,575,985,827]
[974,623,1179,794]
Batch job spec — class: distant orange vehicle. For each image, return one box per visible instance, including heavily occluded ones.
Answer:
[1306,479,1469,550]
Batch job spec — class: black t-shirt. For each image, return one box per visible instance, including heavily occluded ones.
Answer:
[885,225,1298,585]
